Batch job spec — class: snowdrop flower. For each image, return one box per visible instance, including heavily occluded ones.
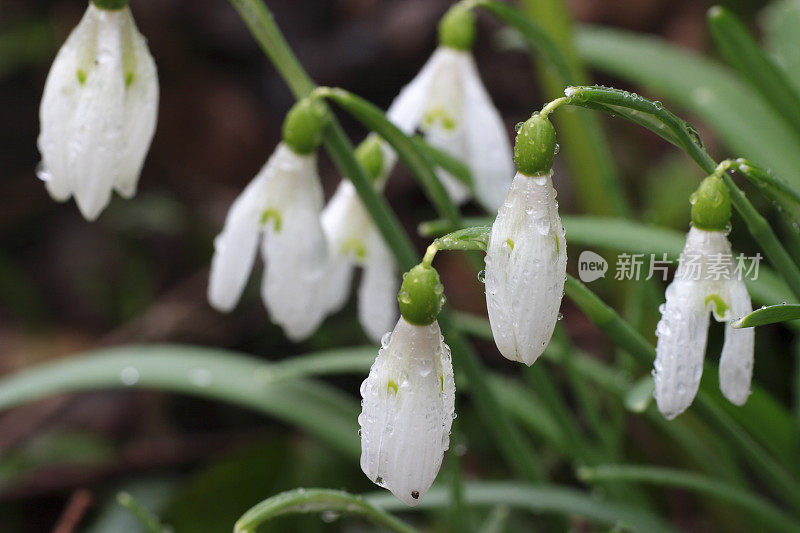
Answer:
[386,6,514,211]
[322,137,399,342]
[359,264,455,506]
[208,99,333,341]
[485,114,566,365]
[653,175,754,419]
[38,0,158,221]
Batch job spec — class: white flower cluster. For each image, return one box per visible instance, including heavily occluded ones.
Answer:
[38,2,158,221]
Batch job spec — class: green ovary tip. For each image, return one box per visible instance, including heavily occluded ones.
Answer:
[261,209,282,231]
[705,293,730,318]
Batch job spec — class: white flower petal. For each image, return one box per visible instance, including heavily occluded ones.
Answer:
[207,164,271,312]
[38,6,100,203]
[485,172,567,365]
[114,10,159,198]
[386,48,448,135]
[653,278,710,419]
[69,8,127,220]
[260,147,330,341]
[424,127,472,205]
[37,5,158,219]
[359,318,455,506]
[719,278,754,405]
[459,54,514,211]
[358,230,399,343]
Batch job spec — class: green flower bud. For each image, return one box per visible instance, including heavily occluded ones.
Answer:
[514,114,557,176]
[282,98,327,155]
[438,6,476,51]
[91,0,128,10]
[691,174,731,231]
[398,264,445,326]
[355,135,384,182]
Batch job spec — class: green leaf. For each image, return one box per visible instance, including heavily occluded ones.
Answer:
[762,0,800,96]
[0,344,376,459]
[578,465,800,532]
[433,226,492,252]
[707,6,800,141]
[366,481,679,533]
[576,26,800,188]
[732,303,800,328]
[234,488,418,533]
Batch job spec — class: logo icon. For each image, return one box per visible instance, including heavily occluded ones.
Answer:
[578,250,607,283]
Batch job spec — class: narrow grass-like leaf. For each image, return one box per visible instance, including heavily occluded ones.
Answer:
[733,303,800,328]
[707,6,800,140]
[0,344,372,459]
[366,481,679,533]
[318,87,462,228]
[234,488,418,533]
[762,0,800,93]
[578,465,800,532]
[475,0,576,83]
[576,26,800,188]
[411,136,472,188]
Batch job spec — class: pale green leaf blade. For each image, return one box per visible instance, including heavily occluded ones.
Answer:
[732,303,800,328]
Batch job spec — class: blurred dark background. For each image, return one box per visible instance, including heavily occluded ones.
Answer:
[0,0,776,531]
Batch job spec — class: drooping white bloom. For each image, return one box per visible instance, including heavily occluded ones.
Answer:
[653,227,754,419]
[359,317,456,506]
[321,181,399,342]
[38,3,158,221]
[208,143,331,341]
[485,171,567,365]
[386,47,514,211]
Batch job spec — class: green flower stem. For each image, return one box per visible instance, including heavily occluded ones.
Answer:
[722,173,800,300]
[476,0,630,217]
[560,86,800,299]
[578,464,800,533]
[228,0,417,270]
[314,87,463,229]
[229,0,541,484]
[234,488,419,533]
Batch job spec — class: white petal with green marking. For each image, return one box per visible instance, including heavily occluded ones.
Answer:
[359,318,455,506]
[485,171,567,366]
